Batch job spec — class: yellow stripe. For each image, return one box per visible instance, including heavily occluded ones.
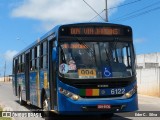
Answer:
[92,89,99,96]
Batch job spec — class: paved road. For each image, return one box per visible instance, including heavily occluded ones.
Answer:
[0,82,160,120]
[0,82,43,120]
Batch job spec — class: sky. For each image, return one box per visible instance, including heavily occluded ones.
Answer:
[0,0,160,76]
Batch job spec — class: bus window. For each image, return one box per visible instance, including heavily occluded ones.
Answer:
[40,41,48,69]
[59,42,97,78]
[32,49,35,70]
[13,59,15,74]
[43,41,47,55]
[109,43,134,77]
[22,54,25,72]
[18,56,22,73]
[34,47,37,70]
[59,42,135,79]
[36,45,40,69]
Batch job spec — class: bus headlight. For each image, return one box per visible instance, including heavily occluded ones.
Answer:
[59,87,80,101]
[72,95,79,101]
[125,93,132,98]
[125,86,137,98]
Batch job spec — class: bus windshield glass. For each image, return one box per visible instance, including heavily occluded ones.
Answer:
[59,41,135,79]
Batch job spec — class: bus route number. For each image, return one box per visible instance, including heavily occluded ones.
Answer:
[110,88,125,95]
[78,69,96,78]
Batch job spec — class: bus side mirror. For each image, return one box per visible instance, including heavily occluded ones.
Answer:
[52,48,57,62]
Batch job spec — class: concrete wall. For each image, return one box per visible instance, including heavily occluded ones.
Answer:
[137,67,160,97]
[136,53,160,68]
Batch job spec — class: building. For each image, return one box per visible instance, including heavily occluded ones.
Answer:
[0,76,12,82]
[136,52,160,97]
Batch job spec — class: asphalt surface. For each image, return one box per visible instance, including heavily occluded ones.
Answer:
[0,82,160,120]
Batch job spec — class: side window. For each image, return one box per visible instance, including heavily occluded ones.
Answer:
[13,55,25,74]
[34,47,37,70]
[36,45,40,69]
[43,42,47,55]
[13,59,15,74]
[30,48,35,71]
[18,56,22,73]
[126,46,131,67]
[21,54,25,72]
[30,46,40,71]
[30,51,32,70]
[40,41,48,69]
[40,43,43,69]
[32,48,35,70]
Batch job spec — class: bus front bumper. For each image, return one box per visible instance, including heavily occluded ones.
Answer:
[58,93,138,115]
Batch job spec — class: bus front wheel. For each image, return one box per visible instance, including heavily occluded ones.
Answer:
[42,94,50,119]
[42,94,49,111]
[19,89,25,105]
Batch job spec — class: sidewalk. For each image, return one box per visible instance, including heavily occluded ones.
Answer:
[138,94,160,104]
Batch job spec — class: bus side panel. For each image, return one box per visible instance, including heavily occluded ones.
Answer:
[12,75,16,96]
[13,58,18,96]
[39,70,50,109]
[17,73,25,99]
[29,71,40,107]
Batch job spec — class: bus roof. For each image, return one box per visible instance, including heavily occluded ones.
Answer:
[60,22,130,27]
[13,22,131,58]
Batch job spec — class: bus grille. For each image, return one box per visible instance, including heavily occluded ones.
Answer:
[80,94,123,98]
[73,81,131,89]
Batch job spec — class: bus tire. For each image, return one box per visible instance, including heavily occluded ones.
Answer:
[42,93,49,111]
[42,93,49,118]
[19,89,25,105]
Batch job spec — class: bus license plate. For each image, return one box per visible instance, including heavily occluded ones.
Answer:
[97,105,111,109]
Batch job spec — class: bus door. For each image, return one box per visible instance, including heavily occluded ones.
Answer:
[25,52,30,101]
[49,39,57,110]
[14,58,18,96]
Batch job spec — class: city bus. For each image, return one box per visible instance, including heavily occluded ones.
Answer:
[12,22,138,118]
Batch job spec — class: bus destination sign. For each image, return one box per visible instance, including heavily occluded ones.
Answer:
[70,27,122,36]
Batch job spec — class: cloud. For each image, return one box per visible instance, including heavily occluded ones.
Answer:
[4,50,18,62]
[11,0,125,30]
[134,38,146,44]
[0,50,18,75]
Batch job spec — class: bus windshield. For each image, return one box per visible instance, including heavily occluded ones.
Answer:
[59,41,135,79]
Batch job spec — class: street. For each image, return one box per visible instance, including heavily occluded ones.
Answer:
[0,82,160,120]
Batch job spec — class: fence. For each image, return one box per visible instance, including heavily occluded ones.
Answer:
[137,67,160,97]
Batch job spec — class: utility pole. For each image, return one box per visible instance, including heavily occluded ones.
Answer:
[4,61,6,82]
[105,0,108,22]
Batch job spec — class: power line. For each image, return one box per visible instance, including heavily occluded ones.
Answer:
[108,0,142,10]
[110,1,160,22]
[90,9,105,22]
[112,6,160,22]
[83,0,106,21]
[90,0,142,22]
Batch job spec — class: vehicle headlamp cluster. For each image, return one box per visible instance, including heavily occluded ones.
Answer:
[125,85,137,98]
[59,87,79,101]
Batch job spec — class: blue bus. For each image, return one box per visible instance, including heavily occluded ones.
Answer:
[12,22,138,118]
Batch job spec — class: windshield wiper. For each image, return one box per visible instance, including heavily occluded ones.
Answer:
[105,48,111,66]
[75,38,95,57]
[75,37,97,67]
